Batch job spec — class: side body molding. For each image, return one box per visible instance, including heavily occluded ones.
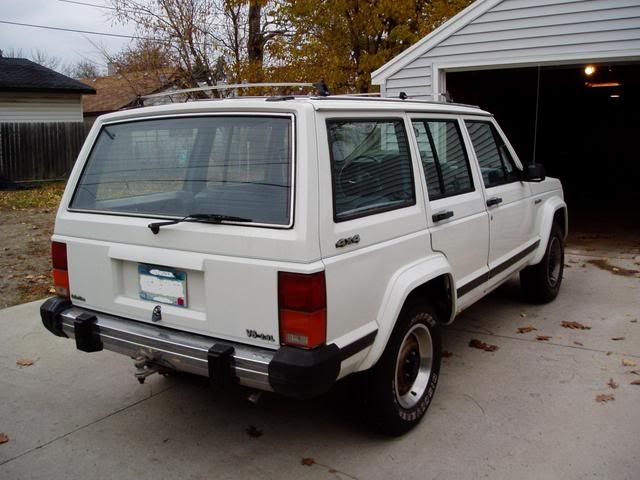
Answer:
[530,196,568,265]
[357,253,454,371]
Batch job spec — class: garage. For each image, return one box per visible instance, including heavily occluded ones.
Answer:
[372,0,640,249]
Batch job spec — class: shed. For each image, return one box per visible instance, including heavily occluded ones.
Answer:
[0,56,95,123]
[0,56,95,183]
[372,0,640,226]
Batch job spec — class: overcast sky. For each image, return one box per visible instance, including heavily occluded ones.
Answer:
[0,0,136,73]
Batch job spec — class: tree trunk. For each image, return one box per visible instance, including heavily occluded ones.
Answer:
[247,1,264,82]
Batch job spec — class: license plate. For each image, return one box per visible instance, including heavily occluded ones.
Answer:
[138,264,187,307]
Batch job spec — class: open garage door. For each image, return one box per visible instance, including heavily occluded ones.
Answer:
[447,64,640,252]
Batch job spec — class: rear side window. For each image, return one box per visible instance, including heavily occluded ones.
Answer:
[70,115,293,226]
[412,119,473,199]
[465,121,520,188]
[327,119,415,221]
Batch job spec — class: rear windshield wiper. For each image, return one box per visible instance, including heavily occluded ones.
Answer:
[148,213,252,234]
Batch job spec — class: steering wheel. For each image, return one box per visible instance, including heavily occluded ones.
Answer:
[338,155,381,196]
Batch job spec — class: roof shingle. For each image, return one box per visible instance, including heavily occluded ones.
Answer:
[0,57,96,94]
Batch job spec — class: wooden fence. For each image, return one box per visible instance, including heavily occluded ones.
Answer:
[0,122,91,182]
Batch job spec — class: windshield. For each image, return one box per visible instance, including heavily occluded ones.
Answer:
[70,115,293,226]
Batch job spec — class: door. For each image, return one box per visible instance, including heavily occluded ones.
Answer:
[463,119,536,274]
[410,116,489,299]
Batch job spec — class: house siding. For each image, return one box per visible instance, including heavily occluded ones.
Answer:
[0,93,83,123]
[380,0,640,99]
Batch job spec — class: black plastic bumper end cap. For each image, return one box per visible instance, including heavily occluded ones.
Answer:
[268,344,341,400]
[74,313,103,353]
[40,297,72,338]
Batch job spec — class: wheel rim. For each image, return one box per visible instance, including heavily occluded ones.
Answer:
[395,323,433,409]
[547,236,562,288]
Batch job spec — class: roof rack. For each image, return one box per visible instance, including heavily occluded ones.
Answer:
[136,80,480,110]
[141,82,315,100]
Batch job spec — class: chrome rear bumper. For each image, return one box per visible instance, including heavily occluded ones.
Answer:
[41,297,372,399]
[57,306,275,391]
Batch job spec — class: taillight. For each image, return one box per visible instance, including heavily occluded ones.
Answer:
[51,241,69,298]
[278,271,326,349]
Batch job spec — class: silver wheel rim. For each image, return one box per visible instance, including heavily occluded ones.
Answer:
[395,323,433,409]
[547,236,562,288]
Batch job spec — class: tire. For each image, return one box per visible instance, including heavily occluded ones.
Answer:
[520,222,564,304]
[360,301,442,436]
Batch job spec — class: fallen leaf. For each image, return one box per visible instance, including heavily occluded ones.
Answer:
[574,341,584,346]
[0,432,8,444]
[630,370,640,376]
[623,359,637,367]
[520,312,527,318]
[469,339,498,352]
[245,426,263,438]
[607,378,619,389]
[630,380,640,386]
[561,321,591,330]
[517,325,537,334]
[611,337,625,341]
[24,274,34,279]
[595,394,615,403]
[536,335,552,341]
[301,458,315,466]
[442,351,453,358]
[48,287,56,294]
[16,358,34,367]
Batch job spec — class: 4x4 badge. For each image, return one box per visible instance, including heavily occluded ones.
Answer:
[152,305,162,322]
[335,234,360,248]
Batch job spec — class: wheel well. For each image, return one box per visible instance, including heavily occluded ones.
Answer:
[553,208,567,240]
[403,275,453,324]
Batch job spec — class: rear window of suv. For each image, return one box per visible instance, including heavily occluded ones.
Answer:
[70,115,293,226]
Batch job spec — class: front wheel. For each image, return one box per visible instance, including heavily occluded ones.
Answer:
[520,223,564,303]
[360,302,441,436]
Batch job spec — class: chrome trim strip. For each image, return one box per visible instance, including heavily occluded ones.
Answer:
[59,307,275,391]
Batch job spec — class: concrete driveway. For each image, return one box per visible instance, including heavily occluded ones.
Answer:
[1,251,639,480]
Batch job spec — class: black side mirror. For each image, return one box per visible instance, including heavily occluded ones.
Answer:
[522,163,546,182]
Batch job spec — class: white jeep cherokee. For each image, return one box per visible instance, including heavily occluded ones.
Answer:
[41,95,567,435]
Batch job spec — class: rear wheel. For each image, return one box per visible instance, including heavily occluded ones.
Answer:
[520,223,564,303]
[361,301,441,436]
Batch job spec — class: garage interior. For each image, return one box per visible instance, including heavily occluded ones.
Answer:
[446,63,640,252]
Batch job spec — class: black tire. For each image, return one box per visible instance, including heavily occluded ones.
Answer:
[360,301,442,436]
[520,222,564,304]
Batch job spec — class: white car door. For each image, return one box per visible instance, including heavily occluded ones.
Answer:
[410,115,490,306]
[463,118,537,283]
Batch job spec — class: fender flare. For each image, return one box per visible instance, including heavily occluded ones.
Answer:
[531,197,567,265]
[357,254,454,371]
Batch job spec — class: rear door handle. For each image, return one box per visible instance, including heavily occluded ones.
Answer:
[432,210,454,222]
[486,197,503,207]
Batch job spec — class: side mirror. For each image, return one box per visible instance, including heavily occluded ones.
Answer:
[522,163,546,182]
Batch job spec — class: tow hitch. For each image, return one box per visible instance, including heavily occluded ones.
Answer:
[133,353,159,384]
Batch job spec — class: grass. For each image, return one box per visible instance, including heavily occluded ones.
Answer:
[0,182,66,210]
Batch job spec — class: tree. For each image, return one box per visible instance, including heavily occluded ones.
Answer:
[270,0,473,92]
[65,59,101,79]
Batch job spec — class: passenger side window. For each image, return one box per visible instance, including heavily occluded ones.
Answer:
[412,119,474,200]
[327,119,415,221]
[465,121,520,188]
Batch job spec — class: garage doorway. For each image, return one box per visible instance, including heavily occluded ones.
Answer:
[446,63,640,253]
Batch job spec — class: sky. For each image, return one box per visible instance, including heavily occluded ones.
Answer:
[0,0,137,73]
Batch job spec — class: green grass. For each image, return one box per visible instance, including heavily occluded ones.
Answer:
[0,182,66,210]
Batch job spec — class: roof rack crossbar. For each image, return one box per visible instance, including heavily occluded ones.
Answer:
[142,82,315,100]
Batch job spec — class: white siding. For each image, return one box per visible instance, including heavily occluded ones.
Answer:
[0,93,83,123]
[381,0,640,98]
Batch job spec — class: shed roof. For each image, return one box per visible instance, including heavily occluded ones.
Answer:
[80,71,177,115]
[0,57,96,94]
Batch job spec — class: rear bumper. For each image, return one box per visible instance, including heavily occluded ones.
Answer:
[40,298,374,399]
